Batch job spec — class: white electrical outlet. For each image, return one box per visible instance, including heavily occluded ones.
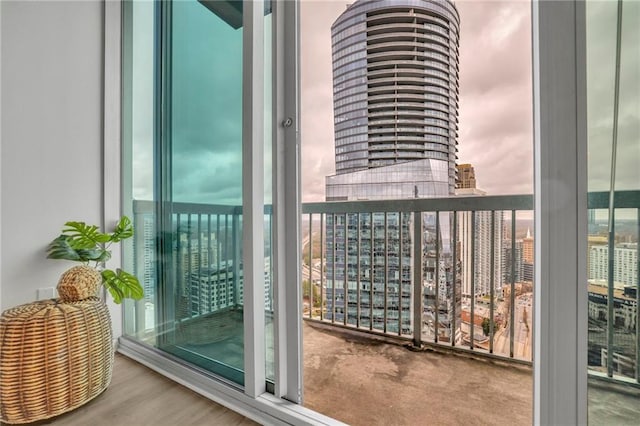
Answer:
[36,287,56,300]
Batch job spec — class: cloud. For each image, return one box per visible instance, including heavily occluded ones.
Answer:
[300,1,350,202]
[451,0,534,195]
[586,0,640,193]
[301,0,535,200]
[131,0,638,206]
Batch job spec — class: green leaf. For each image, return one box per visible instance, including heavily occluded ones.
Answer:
[109,216,134,242]
[101,268,143,304]
[77,249,111,262]
[101,270,124,303]
[46,235,82,261]
[63,221,110,249]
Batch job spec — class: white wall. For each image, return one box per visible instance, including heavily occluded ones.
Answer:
[0,1,104,311]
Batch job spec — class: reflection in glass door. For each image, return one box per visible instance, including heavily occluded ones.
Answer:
[586,0,640,423]
[123,0,275,388]
[159,0,246,385]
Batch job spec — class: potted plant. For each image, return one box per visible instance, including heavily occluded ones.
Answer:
[46,216,143,303]
[0,217,144,424]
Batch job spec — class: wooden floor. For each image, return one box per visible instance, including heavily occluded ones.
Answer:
[2,354,257,426]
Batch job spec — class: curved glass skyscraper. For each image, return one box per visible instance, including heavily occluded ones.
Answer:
[326,0,460,200]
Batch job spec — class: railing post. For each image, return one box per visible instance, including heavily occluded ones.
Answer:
[357,213,361,328]
[413,211,423,347]
[308,213,313,319]
[320,214,324,321]
[606,208,616,377]
[343,213,348,327]
[398,213,403,336]
[232,212,241,307]
[510,210,516,358]
[435,211,440,343]
[490,211,496,354]
[452,211,457,347]
[384,212,389,333]
[369,212,374,331]
[636,208,640,383]
[332,214,337,324]
[470,211,475,350]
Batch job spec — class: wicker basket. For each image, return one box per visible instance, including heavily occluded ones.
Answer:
[0,297,113,424]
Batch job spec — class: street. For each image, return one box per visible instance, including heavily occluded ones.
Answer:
[494,292,532,360]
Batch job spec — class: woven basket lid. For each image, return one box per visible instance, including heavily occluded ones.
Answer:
[57,265,102,302]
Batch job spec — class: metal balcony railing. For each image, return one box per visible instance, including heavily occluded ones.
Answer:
[302,190,640,380]
[131,190,640,383]
[302,194,535,364]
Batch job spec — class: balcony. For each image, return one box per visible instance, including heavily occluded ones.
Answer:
[301,191,640,381]
[128,190,639,423]
[302,194,535,363]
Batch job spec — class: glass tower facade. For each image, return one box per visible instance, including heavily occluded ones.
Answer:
[324,0,460,338]
[328,0,459,189]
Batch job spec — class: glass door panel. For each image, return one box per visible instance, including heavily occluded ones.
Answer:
[123,0,247,387]
[586,0,640,423]
[160,0,245,385]
[263,0,275,384]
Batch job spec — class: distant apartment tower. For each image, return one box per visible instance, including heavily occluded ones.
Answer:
[326,0,460,199]
[324,0,460,335]
[189,258,273,317]
[502,238,524,284]
[590,243,638,287]
[456,163,476,189]
[456,186,503,299]
[521,228,534,282]
[134,212,156,302]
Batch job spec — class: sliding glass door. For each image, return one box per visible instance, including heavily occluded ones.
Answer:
[122,0,275,388]
[586,0,640,423]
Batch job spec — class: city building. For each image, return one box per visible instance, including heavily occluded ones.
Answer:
[503,238,524,284]
[325,0,460,199]
[190,261,238,315]
[523,228,534,263]
[587,234,609,278]
[456,181,504,299]
[133,212,156,302]
[456,163,476,189]
[324,0,460,336]
[589,243,638,287]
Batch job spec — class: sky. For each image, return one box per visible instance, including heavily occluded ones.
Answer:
[300,0,535,202]
[130,0,639,206]
[586,0,639,193]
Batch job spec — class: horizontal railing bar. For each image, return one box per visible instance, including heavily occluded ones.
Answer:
[588,190,640,210]
[303,194,534,214]
[133,200,240,215]
[134,190,640,216]
[133,200,275,216]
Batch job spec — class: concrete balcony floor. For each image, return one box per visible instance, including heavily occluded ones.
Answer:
[303,321,640,426]
[303,321,532,425]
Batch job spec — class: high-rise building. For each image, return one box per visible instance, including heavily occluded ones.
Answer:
[522,228,534,263]
[502,239,524,284]
[589,243,638,287]
[456,163,476,189]
[324,0,460,337]
[456,187,504,299]
[521,228,534,281]
[326,0,460,200]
